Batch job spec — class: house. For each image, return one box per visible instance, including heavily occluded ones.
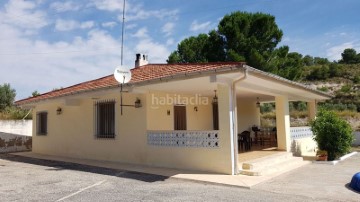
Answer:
[15,54,331,175]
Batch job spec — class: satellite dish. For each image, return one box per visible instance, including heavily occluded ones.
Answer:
[114,66,132,84]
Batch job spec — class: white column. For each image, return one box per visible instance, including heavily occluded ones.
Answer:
[275,96,291,151]
[307,100,317,121]
[217,84,237,175]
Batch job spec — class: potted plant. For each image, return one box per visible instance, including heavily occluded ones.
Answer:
[316,150,328,161]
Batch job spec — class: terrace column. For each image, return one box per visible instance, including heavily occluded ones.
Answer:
[275,96,291,151]
[307,100,317,121]
[217,84,237,175]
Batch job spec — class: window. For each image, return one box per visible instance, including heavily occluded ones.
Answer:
[212,102,219,130]
[94,100,115,139]
[36,112,48,135]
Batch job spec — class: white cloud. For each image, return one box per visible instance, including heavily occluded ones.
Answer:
[190,20,212,32]
[326,42,360,61]
[282,37,291,42]
[126,23,137,30]
[131,27,171,63]
[339,32,347,36]
[162,22,175,37]
[133,27,149,38]
[55,19,78,31]
[0,0,173,100]
[166,38,175,46]
[135,38,170,63]
[91,0,125,12]
[1,0,48,30]
[0,24,128,99]
[80,21,95,29]
[55,19,95,31]
[50,1,81,12]
[126,9,179,22]
[102,21,117,28]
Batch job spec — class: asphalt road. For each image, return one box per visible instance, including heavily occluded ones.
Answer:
[0,154,356,202]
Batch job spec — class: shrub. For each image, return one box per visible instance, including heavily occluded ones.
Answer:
[353,75,360,84]
[0,106,32,120]
[311,110,354,160]
[260,103,274,113]
[340,84,352,93]
[317,86,329,92]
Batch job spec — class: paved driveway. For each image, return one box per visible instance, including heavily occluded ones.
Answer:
[254,153,360,201]
[0,153,358,202]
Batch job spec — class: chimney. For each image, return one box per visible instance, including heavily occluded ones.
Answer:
[135,53,149,68]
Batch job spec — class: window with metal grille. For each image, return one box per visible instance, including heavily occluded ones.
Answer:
[36,112,48,135]
[94,100,115,139]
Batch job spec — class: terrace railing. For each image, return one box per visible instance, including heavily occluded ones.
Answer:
[147,130,219,148]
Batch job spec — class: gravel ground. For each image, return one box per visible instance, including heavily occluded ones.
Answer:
[0,154,337,202]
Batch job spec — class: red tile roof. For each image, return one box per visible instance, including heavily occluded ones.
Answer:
[15,62,245,105]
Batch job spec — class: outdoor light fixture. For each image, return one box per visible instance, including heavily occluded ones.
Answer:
[212,90,218,104]
[134,98,142,108]
[194,106,198,112]
[56,107,62,115]
[256,97,261,108]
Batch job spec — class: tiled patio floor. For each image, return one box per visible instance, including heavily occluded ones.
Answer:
[238,146,282,163]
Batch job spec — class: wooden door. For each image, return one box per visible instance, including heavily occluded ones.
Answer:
[174,105,187,130]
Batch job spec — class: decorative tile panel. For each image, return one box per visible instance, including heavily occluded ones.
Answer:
[290,127,313,140]
[147,130,219,148]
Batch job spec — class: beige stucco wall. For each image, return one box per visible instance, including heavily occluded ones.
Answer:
[146,91,213,130]
[237,99,260,134]
[143,89,232,174]
[32,88,233,174]
[291,137,317,157]
[32,92,148,164]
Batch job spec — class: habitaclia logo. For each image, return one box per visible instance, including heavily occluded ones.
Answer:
[151,94,209,109]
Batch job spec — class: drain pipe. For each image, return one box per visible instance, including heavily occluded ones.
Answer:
[22,108,32,120]
[230,67,248,175]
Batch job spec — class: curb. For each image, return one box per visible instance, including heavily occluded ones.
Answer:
[312,151,358,165]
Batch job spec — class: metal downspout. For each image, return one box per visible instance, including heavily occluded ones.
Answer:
[231,68,248,175]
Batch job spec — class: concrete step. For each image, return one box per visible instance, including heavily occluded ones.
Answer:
[240,152,307,176]
[242,152,294,171]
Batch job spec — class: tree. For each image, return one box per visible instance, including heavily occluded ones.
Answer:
[167,31,226,64]
[339,48,358,64]
[218,11,283,66]
[311,110,353,161]
[31,90,40,97]
[167,11,283,68]
[313,57,329,65]
[0,83,16,111]
[303,55,314,66]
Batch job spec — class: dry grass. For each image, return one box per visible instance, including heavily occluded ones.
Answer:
[260,110,360,130]
[352,146,360,152]
[335,110,360,118]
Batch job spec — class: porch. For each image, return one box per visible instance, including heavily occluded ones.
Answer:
[137,66,329,175]
[237,126,315,176]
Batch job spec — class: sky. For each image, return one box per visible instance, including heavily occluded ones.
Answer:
[0,0,359,100]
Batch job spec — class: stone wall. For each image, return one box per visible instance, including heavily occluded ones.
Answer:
[0,132,32,153]
[0,120,32,153]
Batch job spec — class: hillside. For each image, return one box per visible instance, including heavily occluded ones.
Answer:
[261,63,360,131]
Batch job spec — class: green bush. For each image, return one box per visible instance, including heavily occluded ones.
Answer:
[317,86,329,92]
[311,110,354,160]
[340,84,352,93]
[0,106,32,120]
[260,103,274,113]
